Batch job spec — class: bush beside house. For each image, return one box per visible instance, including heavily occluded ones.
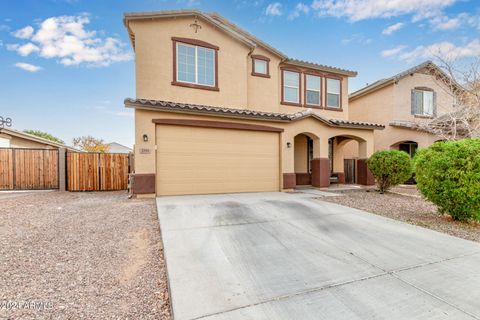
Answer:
[367,150,413,193]
[414,139,480,222]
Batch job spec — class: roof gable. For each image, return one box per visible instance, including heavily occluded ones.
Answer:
[350,61,463,100]
[123,9,357,77]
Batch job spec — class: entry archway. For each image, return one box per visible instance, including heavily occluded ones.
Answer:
[329,134,369,184]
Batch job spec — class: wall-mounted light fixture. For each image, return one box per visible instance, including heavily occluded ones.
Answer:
[143,134,149,142]
[286,142,291,148]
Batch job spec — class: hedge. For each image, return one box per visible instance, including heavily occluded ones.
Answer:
[414,139,480,221]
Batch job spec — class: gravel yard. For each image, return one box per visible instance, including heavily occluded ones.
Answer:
[322,186,480,243]
[0,191,170,319]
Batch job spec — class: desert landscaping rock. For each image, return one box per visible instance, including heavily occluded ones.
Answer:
[0,191,170,319]
[322,187,480,243]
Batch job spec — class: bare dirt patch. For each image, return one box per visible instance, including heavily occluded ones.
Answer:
[321,188,480,243]
[0,191,171,319]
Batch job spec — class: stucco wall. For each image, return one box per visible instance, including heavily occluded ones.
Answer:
[133,108,375,182]
[392,72,456,122]
[129,15,351,118]
[3,134,57,149]
[294,135,308,173]
[345,71,455,158]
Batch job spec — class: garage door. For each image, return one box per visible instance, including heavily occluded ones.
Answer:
[156,124,280,196]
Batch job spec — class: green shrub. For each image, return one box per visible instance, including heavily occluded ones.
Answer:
[414,139,480,221]
[367,150,413,193]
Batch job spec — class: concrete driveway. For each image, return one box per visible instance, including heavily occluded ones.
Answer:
[156,192,480,320]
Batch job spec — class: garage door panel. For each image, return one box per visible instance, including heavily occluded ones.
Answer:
[156,125,280,196]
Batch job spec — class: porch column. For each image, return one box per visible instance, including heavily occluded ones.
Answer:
[357,141,375,185]
[311,138,330,188]
[332,139,346,184]
[282,137,296,190]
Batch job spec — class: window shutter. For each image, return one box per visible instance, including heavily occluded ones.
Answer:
[433,91,437,117]
[411,89,416,115]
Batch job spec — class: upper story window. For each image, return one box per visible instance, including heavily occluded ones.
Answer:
[326,78,341,109]
[305,74,321,107]
[251,55,270,78]
[282,70,300,105]
[412,88,435,116]
[172,37,219,91]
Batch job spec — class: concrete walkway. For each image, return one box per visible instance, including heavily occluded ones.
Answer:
[156,192,480,320]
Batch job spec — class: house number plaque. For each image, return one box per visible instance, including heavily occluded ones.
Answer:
[140,148,151,154]
[0,116,12,128]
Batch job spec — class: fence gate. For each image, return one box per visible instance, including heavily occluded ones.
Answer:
[67,152,130,191]
[0,148,59,190]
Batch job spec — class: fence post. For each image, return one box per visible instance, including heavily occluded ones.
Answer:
[58,148,66,191]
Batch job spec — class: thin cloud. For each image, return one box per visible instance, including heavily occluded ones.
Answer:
[382,22,404,35]
[382,40,480,62]
[288,3,310,20]
[381,45,407,57]
[310,0,457,22]
[12,26,34,39]
[265,2,282,16]
[342,34,372,45]
[8,14,132,67]
[14,62,42,72]
[429,13,466,30]
[399,40,480,62]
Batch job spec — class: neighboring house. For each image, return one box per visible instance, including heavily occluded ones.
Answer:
[344,61,458,164]
[0,128,76,151]
[107,142,132,153]
[123,9,384,196]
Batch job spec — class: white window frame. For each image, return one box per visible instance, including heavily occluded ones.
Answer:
[283,70,300,104]
[305,74,321,106]
[326,78,341,108]
[176,42,216,87]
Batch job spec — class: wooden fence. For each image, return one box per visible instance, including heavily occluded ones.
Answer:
[0,148,59,190]
[66,152,130,191]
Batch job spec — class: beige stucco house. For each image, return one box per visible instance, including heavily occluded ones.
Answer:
[123,9,384,196]
[0,128,75,150]
[344,61,458,171]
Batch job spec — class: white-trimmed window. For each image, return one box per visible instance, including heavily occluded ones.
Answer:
[412,89,434,116]
[283,70,300,104]
[176,43,215,87]
[326,78,341,108]
[305,74,321,106]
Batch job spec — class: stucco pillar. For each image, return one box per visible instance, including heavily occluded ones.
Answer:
[312,137,330,188]
[357,140,375,185]
[282,137,296,189]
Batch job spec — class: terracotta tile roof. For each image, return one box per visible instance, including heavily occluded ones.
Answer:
[284,59,357,77]
[124,98,384,130]
[330,118,385,129]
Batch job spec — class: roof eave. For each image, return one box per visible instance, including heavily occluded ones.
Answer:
[349,79,395,101]
[284,60,357,77]
[123,10,256,50]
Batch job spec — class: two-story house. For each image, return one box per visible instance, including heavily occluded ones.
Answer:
[123,9,384,196]
[343,61,459,173]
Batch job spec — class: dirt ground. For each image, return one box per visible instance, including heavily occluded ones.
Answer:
[0,191,170,319]
[322,186,480,243]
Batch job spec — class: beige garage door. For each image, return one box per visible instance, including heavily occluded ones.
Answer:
[156,124,280,196]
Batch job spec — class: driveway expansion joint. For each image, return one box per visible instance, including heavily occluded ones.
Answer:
[191,271,391,320]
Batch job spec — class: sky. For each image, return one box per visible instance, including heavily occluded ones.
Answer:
[1,0,479,147]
